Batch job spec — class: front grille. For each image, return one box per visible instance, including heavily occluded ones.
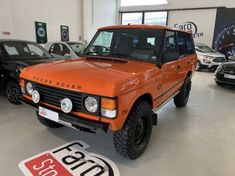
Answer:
[35,84,83,112]
[213,57,226,63]
[223,69,235,75]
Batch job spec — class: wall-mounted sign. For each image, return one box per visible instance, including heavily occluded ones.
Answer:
[213,8,235,59]
[35,21,48,44]
[61,25,69,41]
[2,31,11,36]
[19,140,120,176]
[174,21,204,38]
[168,9,217,47]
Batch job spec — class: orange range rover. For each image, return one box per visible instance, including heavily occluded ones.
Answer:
[19,25,197,159]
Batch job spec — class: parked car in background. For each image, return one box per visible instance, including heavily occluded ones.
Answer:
[19,25,197,159]
[195,43,226,71]
[45,41,85,59]
[215,61,235,86]
[0,40,58,104]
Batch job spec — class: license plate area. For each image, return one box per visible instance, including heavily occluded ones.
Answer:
[224,74,235,79]
[39,106,59,122]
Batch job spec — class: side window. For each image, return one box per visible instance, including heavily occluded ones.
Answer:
[176,32,187,57]
[61,44,70,56]
[50,43,62,55]
[186,34,195,55]
[164,31,178,63]
[27,44,44,57]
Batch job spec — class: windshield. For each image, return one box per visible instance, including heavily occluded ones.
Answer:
[3,42,53,60]
[67,42,84,56]
[196,45,216,53]
[84,29,165,62]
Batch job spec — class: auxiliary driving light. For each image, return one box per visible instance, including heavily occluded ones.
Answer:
[61,98,73,113]
[32,90,40,104]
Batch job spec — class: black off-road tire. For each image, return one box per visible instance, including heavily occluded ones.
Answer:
[37,113,64,128]
[113,100,153,160]
[174,77,192,108]
[5,80,22,105]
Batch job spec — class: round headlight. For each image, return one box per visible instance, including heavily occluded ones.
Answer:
[32,90,40,104]
[84,97,98,113]
[26,82,34,95]
[61,98,73,113]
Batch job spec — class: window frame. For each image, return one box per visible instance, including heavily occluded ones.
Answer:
[176,31,188,58]
[162,30,179,64]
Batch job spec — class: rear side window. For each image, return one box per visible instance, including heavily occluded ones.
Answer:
[164,31,178,62]
[176,32,187,57]
[186,34,195,54]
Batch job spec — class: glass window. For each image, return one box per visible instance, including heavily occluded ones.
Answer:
[122,13,143,25]
[50,43,70,56]
[85,29,165,62]
[144,12,167,26]
[186,34,195,55]
[121,0,168,6]
[67,42,84,56]
[177,32,187,57]
[3,42,52,60]
[164,31,178,62]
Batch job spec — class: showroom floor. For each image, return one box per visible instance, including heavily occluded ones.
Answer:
[0,72,235,176]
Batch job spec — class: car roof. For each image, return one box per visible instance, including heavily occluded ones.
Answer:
[98,25,192,34]
[46,41,84,45]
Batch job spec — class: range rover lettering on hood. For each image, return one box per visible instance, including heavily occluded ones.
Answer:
[32,76,82,90]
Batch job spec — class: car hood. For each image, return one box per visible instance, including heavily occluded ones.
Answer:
[222,62,235,69]
[20,57,158,97]
[196,51,225,58]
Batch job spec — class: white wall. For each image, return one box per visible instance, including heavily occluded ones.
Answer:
[168,9,217,46]
[83,0,118,43]
[120,0,235,11]
[0,0,82,42]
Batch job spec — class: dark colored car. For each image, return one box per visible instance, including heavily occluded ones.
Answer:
[215,61,235,86]
[0,40,57,104]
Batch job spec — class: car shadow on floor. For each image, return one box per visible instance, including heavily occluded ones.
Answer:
[208,83,235,93]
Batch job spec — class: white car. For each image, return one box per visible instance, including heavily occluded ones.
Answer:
[195,43,226,71]
[45,41,85,59]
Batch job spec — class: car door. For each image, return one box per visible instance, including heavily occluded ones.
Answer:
[160,30,182,103]
[176,31,192,81]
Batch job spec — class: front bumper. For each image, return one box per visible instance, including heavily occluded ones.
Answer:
[19,98,109,132]
[215,75,235,86]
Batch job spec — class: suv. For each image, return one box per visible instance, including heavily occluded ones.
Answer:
[19,25,197,159]
[195,43,226,71]
[0,40,57,104]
